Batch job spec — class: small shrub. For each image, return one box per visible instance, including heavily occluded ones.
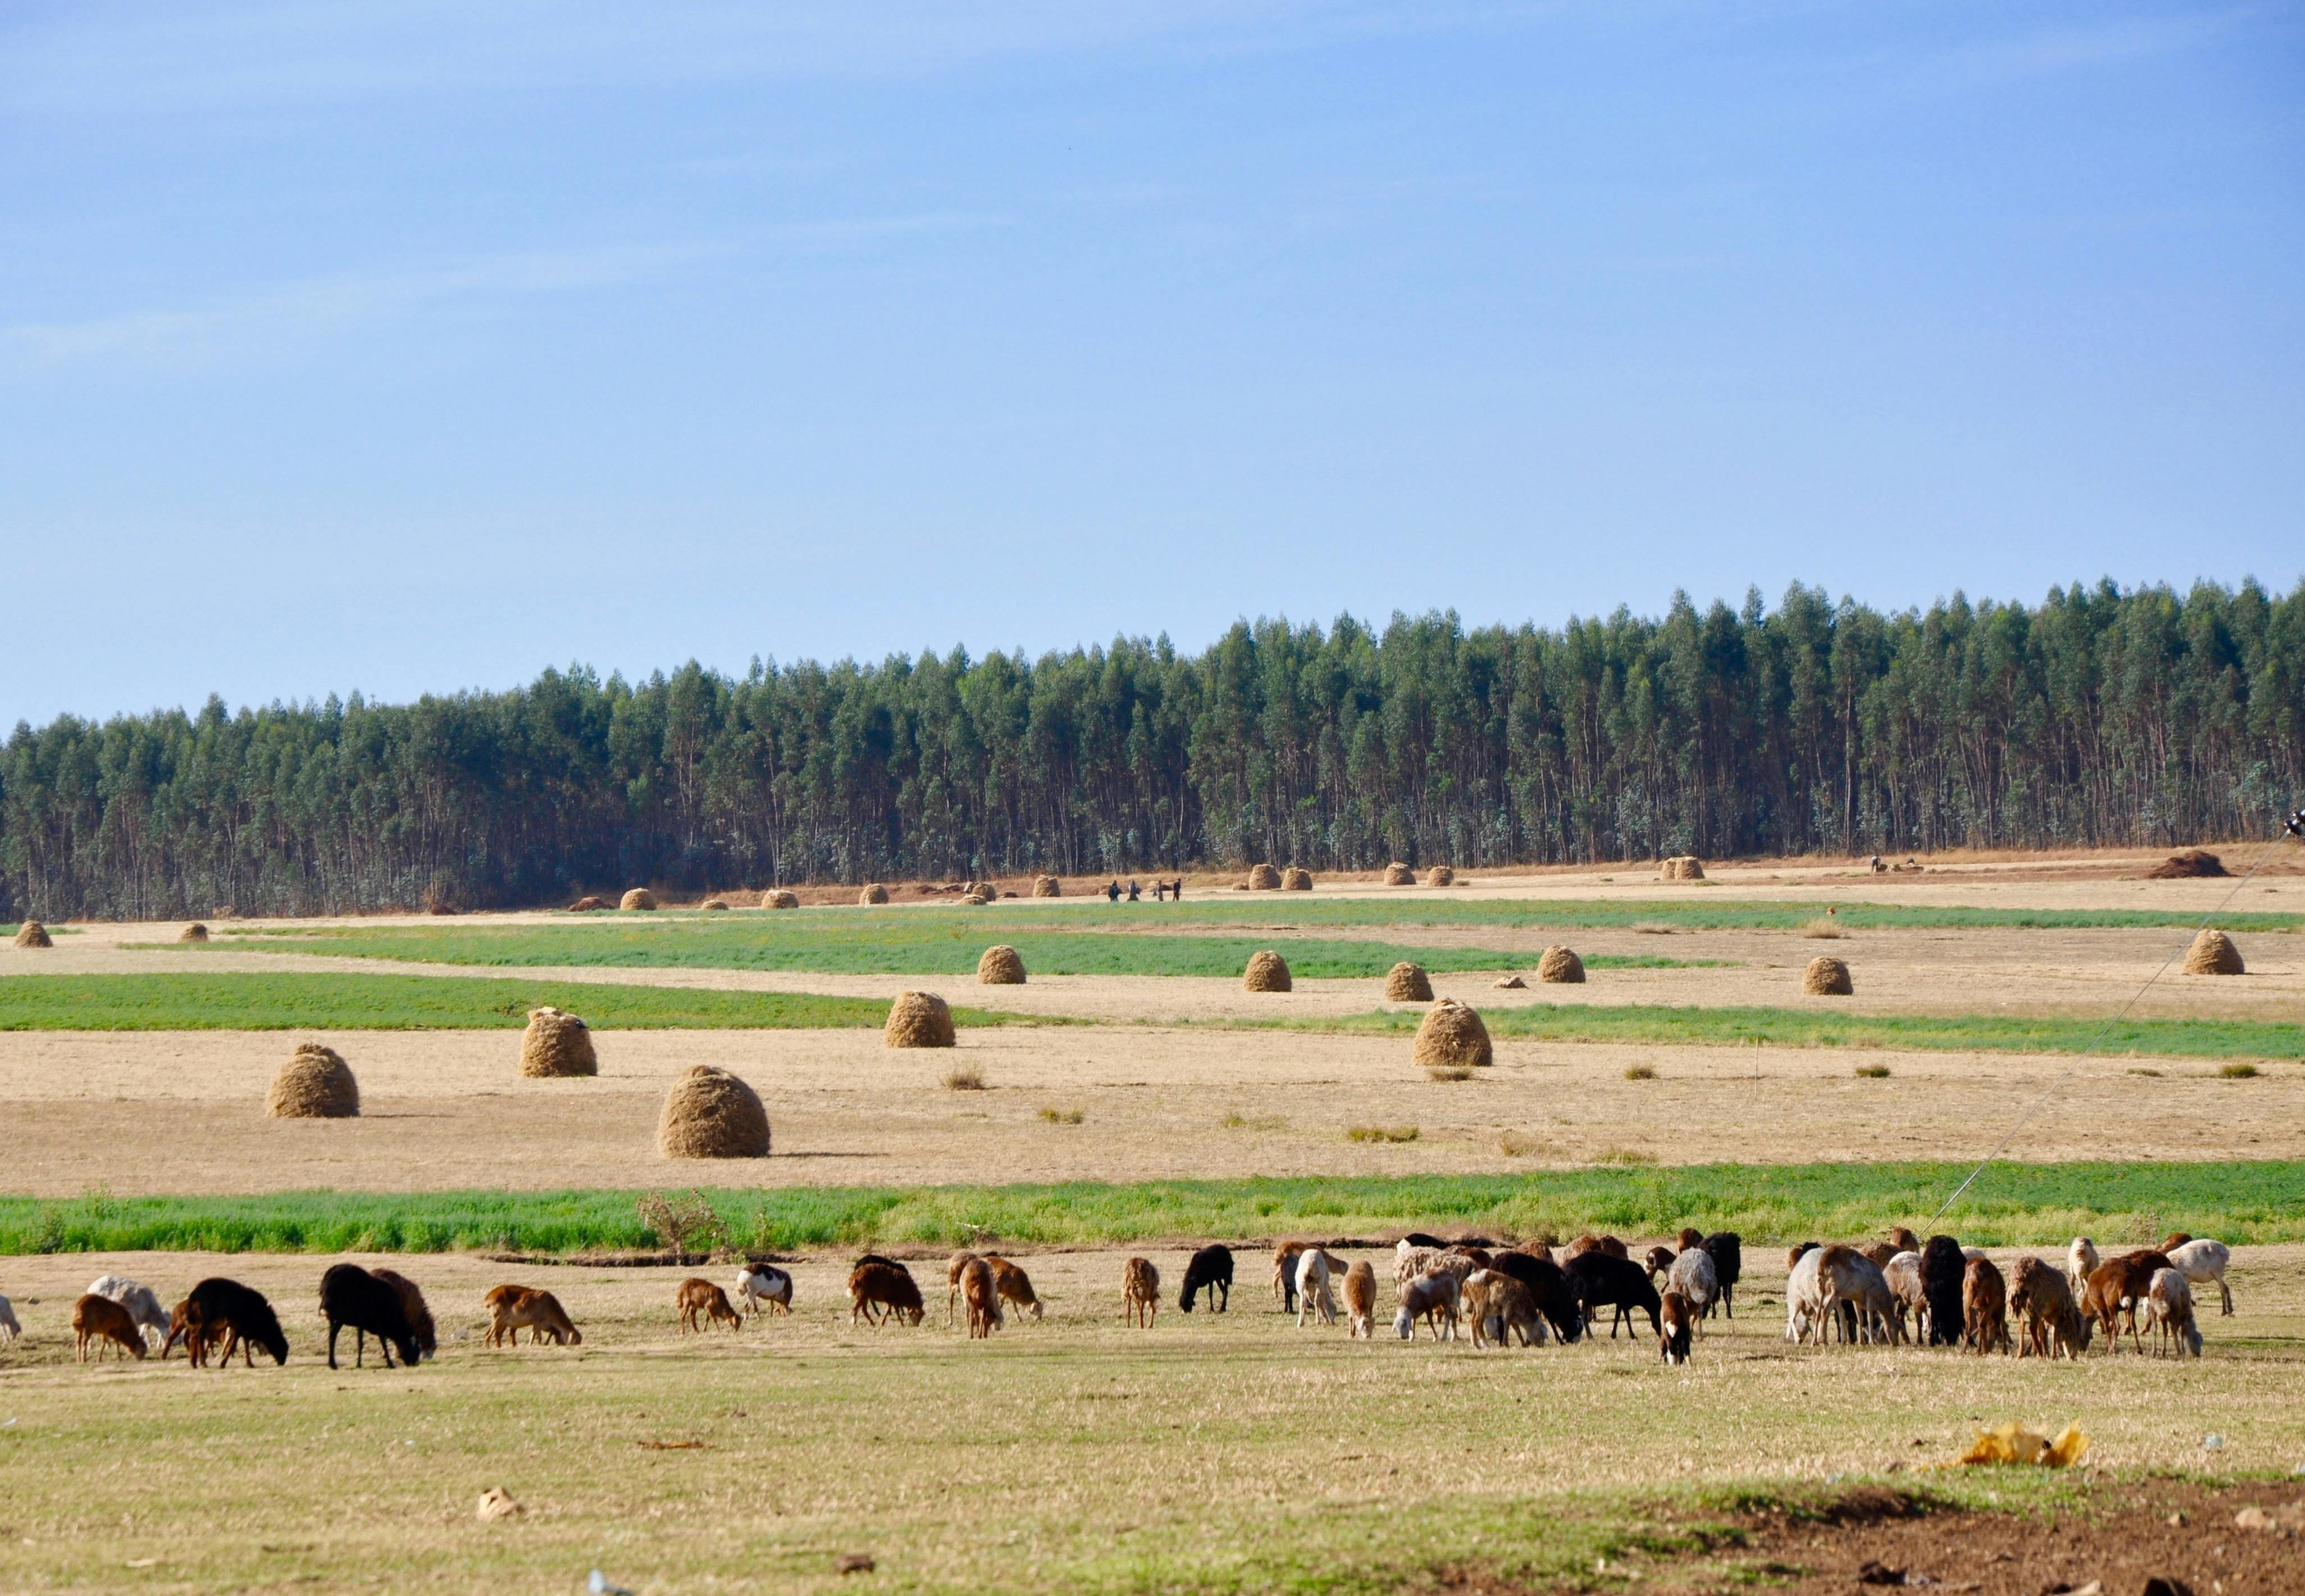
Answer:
[1801,918,1846,940]
[1221,1112,1286,1130]
[636,1191,724,1256]
[1038,1106,1084,1124]
[2220,1063,2260,1079]
[1345,1125,1420,1144]
[1425,1064,1477,1082]
[1592,1147,1657,1166]
[942,1063,987,1091]
[1629,922,1677,936]
[2129,1067,2163,1077]
[1853,1064,1892,1079]
[1497,1130,1542,1157]
[1624,1064,1658,1081]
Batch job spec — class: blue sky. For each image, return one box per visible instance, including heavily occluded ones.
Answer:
[3,2,2299,726]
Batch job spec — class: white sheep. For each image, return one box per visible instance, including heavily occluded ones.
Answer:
[88,1275,170,1349]
[0,1293,18,1343]
[1295,1249,1340,1328]
[2163,1239,2233,1317]
[2145,1267,2202,1358]
[1394,1269,1460,1342]
[1883,1251,1926,1342]
[1783,1248,1827,1343]
[734,1263,793,1317]
[2066,1236,2099,1298]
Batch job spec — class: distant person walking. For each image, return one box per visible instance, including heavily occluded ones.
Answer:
[1106,879,1121,902]
[1127,879,1141,901]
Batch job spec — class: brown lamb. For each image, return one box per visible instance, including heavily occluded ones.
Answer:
[1961,1256,2010,1355]
[73,1293,147,1362]
[982,1255,1044,1321]
[960,1257,1002,1338]
[484,1285,581,1347]
[1121,1257,1160,1328]
[848,1258,924,1326]
[676,1277,743,1333]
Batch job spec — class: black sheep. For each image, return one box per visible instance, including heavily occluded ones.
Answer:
[1487,1249,1583,1343]
[1398,1232,1448,1249]
[1699,1232,1743,1319]
[1564,1251,1661,1338]
[1178,1244,1233,1313]
[1919,1235,1966,1347]
[183,1276,290,1367]
[320,1264,424,1370]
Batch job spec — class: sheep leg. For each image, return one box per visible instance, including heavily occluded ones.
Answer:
[2220,1280,2233,1316]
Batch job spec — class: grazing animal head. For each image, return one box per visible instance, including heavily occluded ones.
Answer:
[1392,1307,1415,1340]
[1643,1246,1675,1281]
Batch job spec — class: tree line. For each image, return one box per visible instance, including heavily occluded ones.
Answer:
[4,578,2300,920]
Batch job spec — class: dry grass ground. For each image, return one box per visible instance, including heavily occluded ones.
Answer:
[0,1244,2299,1593]
[0,1024,2297,1194]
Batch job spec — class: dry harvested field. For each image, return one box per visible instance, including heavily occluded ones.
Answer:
[5,846,2303,1590]
[0,1024,2301,1194]
[0,1244,2301,1593]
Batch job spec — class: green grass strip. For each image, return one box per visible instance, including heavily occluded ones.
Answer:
[0,973,1041,1032]
[181,920,1713,978]
[4,1161,2298,1254]
[1223,1001,2305,1061]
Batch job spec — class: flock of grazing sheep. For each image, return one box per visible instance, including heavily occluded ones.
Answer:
[2,1225,2232,1374]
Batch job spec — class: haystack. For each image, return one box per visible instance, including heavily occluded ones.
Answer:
[1537,946,1586,984]
[701,898,730,911]
[1246,864,1282,891]
[1384,961,1433,1002]
[2183,929,2245,976]
[658,1065,771,1158]
[12,920,51,949]
[762,889,800,909]
[1424,865,1454,887]
[977,945,1027,984]
[960,892,988,906]
[179,922,209,943]
[568,896,608,912]
[968,881,1000,900]
[519,1007,598,1078]
[1660,856,1706,881]
[1413,999,1492,1070]
[1242,950,1293,992]
[266,1043,359,1119]
[2149,849,2227,879]
[885,990,958,1048]
[1803,956,1853,996]
[1493,974,1527,989]
[859,883,890,906]
[619,888,657,911]
[1383,862,1415,886]
[1032,875,1062,898]
[1282,867,1314,891]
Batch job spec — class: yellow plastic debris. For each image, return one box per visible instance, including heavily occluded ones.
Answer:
[1952,1422,2089,1468]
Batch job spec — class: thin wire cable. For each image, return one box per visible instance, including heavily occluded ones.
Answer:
[1923,815,2304,1228]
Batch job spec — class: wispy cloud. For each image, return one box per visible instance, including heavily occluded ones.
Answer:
[0,1,1558,113]
[1,241,719,367]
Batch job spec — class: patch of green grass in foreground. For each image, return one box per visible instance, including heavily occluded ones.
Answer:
[181,918,1715,977]
[1234,1001,2305,1061]
[0,973,1041,1032]
[5,1161,2297,1253]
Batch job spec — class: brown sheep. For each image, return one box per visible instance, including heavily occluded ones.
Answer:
[946,1250,981,1325]
[848,1258,925,1326]
[1464,1270,1541,1348]
[485,1284,581,1347]
[961,1257,1002,1339]
[1856,1240,1899,1270]
[1886,1226,1920,1253]
[1273,1241,1309,1314]
[2011,1257,2091,1361]
[983,1255,1044,1321]
[1342,1260,1378,1340]
[1658,1289,1694,1365]
[1675,1226,1704,1253]
[1642,1245,1677,1283]
[677,1277,743,1333]
[369,1269,436,1360]
[1122,1257,1160,1328]
[2083,1252,2169,1353]
[2156,1232,2193,1255]
[1962,1257,2010,1355]
[1565,1234,1628,1262]
[73,1293,147,1362]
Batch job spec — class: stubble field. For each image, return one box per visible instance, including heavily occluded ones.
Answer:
[2,846,2303,1591]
